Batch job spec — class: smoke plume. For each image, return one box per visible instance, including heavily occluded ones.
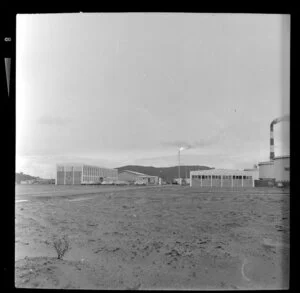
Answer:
[271,114,290,126]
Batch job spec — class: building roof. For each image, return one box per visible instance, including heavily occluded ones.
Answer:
[190,169,252,176]
[274,155,290,160]
[258,161,274,166]
[258,155,289,165]
[120,170,158,178]
[56,163,117,171]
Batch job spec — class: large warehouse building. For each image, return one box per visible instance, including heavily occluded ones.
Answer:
[56,163,118,185]
[118,170,159,185]
[190,169,254,188]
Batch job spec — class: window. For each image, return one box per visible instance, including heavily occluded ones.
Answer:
[233,176,236,179]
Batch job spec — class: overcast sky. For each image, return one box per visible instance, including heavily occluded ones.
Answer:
[16,13,290,178]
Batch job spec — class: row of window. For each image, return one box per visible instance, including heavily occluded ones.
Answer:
[192,175,252,180]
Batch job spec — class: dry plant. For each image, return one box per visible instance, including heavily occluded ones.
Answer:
[52,235,71,260]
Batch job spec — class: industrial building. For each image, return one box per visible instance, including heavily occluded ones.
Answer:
[243,167,259,181]
[56,163,118,185]
[258,161,275,180]
[118,170,159,185]
[190,169,254,188]
[257,115,290,185]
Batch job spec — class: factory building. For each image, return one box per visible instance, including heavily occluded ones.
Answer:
[190,169,254,188]
[56,163,118,185]
[118,170,159,185]
[257,115,290,185]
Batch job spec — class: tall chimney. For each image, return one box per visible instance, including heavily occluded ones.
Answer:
[270,122,275,160]
[270,115,290,160]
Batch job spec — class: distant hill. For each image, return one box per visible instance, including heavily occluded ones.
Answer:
[116,165,213,183]
[16,173,55,184]
[15,172,40,184]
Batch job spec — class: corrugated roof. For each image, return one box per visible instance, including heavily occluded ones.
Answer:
[56,163,117,171]
[120,170,157,177]
[190,169,252,176]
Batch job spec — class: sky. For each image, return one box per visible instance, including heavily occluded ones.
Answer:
[16,13,290,179]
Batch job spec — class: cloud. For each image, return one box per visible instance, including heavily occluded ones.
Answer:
[37,115,71,126]
[161,127,227,150]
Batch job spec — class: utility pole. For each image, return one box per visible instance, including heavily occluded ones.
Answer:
[178,149,181,185]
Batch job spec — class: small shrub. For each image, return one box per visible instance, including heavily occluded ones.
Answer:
[52,235,71,260]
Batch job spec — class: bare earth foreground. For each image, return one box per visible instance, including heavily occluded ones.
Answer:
[15,185,289,289]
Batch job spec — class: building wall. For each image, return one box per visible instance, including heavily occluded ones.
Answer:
[233,177,242,187]
[191,172,253,188]
[191,178,202,187]
[244,169,259,181]
[274,156,290,182]
[65,166,73,185]
[56,164,117,185]
[82,165,118,184]
[118,172,159,185]
[258,162,274,179]
[222,177,232,187]
[212,176,221,187]
[118,172,138,183]
[202,176,211,187]
[56,165,65,185]
[243,178,253,187]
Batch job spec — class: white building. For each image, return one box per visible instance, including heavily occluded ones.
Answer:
[56,163,118,185]
[243,167,259,181]
[118,170,159,185]
[273,155,290,183]
[190,169,254,188]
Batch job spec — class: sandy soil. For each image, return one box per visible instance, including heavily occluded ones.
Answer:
[15,185,289,289]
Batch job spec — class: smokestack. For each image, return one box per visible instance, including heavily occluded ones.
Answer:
[270,115,290,160]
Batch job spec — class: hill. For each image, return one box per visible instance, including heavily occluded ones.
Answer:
[116,165,213,183]
[15,172,39,184]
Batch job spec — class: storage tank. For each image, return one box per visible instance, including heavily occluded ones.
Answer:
[274,155,290,182]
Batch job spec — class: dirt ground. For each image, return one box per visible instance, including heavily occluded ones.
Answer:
[15,185,289,289]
